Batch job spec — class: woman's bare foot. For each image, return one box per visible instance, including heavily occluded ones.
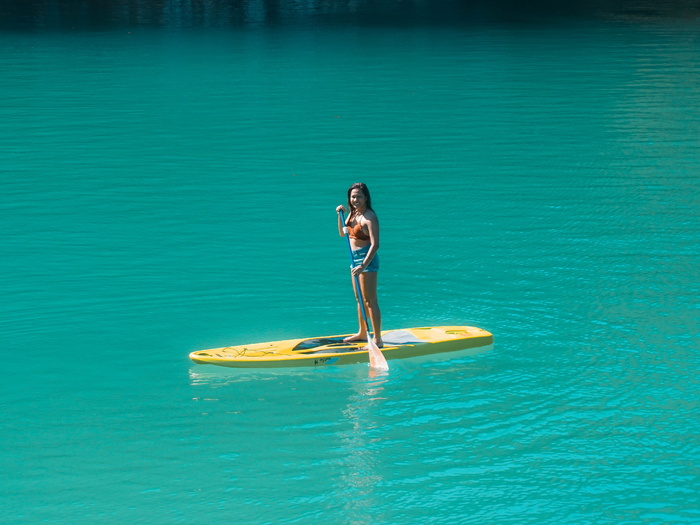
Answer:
[344,333,367,343]
[373,337,384,349]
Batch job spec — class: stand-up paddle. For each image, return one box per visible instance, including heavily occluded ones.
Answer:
[340,210,389,371]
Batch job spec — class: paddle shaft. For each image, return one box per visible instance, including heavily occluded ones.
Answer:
[339,210,374,338]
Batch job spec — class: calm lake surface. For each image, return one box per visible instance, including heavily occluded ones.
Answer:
[2,1,699,523]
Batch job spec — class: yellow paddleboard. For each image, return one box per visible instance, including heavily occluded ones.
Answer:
[189,326,493,368]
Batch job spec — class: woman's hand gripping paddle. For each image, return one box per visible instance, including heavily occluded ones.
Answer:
[340,210,389,371]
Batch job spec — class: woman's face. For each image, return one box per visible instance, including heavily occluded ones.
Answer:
[350,188,366,210]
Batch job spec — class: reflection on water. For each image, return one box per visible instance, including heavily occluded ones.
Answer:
[3,0,700,31]
[188,364,332,387]
[338,373,389,524]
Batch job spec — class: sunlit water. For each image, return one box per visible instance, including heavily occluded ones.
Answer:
[2,4,699,523]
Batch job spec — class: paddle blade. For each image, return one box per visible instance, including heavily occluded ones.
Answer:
[367,338,389,371]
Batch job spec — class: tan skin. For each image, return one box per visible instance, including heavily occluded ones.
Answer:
[336,189,383,348]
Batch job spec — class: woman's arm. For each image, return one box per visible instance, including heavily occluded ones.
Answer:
[336,205,347,236]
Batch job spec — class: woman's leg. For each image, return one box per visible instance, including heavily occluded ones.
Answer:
[359,271,382,347]
[343,277,368,342]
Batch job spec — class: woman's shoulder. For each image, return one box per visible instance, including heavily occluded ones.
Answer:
[365,209,379,221]
[364,209,379,226]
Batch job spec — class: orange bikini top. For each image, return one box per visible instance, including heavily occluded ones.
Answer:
[347,218,370,241]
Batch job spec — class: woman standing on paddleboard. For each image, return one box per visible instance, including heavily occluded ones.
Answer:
[336,183,383,348]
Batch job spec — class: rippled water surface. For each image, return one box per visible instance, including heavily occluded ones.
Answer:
[2,2,699,523]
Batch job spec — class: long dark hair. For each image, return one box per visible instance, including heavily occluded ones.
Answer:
[346,183,373,221]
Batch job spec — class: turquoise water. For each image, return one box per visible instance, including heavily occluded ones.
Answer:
[2,4,700,523]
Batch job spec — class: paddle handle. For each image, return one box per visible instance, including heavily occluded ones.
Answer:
[339,210,372,336]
